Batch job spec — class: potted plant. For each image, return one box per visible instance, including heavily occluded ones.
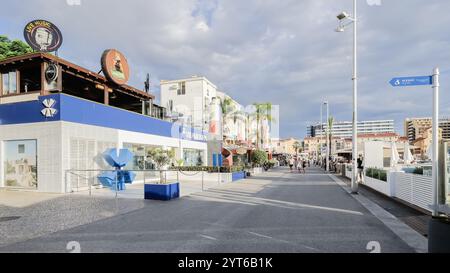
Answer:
[144,148,179,200]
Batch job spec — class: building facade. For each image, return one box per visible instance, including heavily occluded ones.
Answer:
[303,132,407,159]
[404,117,450,144]
[161,76,274,166]
[0,53,208,193]
[411,127,443,158]
[160,76,218,132]
[307,120,395,138]
[272,138,302,155]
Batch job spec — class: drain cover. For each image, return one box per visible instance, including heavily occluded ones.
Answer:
[0,216,21,222]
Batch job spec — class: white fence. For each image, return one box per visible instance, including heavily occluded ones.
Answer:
[393,172,433,212]
[339,164,433,213]
[362,176,391,196]
[344,164,352,179]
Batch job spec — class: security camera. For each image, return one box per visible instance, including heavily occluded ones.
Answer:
[337,11,349,20]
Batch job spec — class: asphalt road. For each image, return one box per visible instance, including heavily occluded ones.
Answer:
[1,167,415,253]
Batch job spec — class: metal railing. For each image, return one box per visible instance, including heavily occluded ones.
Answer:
[64,168,234,197]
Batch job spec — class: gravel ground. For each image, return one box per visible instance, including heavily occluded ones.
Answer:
[0,194,145,248]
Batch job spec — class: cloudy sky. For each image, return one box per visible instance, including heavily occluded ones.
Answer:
[1,0,450,138]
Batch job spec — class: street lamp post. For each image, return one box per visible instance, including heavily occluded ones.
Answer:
[336,0,358,193]
[324,101,329,172]
[320,104,323,165]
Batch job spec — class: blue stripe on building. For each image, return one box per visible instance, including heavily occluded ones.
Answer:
[0,94,207,143]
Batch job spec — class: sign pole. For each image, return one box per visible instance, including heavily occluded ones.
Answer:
[351,0,358,194]
[432,67,440,217]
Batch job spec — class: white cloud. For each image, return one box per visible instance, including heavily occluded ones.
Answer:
[1,0,450,138]
[195,21,209,32]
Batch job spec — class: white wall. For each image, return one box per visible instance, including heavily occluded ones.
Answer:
[363,141,385,169]
[0,121,208,193]
[0,122,63,193]
[160,77,217,131]
[0,93,40,104]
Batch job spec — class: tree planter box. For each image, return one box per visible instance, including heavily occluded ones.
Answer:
[144,182,180,201]
[250,167,263,175]
[362,176,391,196]
[232,171,246,182]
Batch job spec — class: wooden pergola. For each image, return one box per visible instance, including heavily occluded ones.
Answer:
[0,53,157,115]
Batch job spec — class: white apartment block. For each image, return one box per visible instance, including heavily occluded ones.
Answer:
[161,76,273,151]
[309,120,395,138]
[160,76,218,131]
[216,91,247,143]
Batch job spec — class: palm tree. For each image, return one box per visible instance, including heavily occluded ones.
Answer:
[220,97,234,141]
[293,141,301,160]
[252,103,274,149]
[232,109,245,142]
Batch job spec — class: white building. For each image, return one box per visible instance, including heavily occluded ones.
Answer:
[160,76,218,132]
[0,54,208,193]
[308,120,395,138]
[161,76,275,159]
[216,91,247,143]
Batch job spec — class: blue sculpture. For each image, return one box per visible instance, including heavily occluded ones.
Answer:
[97,148,136,191]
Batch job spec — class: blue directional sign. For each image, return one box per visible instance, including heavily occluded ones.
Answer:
[389,76,432,87]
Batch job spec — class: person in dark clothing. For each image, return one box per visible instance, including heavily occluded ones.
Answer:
[357,155,364,182]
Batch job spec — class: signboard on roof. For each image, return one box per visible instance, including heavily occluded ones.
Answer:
[24,19,63,52]
[101,49,130,85]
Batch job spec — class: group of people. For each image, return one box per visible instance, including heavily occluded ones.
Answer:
[288,157,308,174]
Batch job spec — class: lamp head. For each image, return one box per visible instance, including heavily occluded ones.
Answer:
[337,11,349,20]
[335,26,345,32]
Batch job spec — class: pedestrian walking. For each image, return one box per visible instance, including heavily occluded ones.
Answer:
[289,158,294,172]
[357,155,364,182]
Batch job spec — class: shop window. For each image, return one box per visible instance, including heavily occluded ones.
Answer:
[3,140,37,188]
[183,149,204,166]
[177,82,186,95]
[20,64,41,92]
[18,144,25,154]
[2,71,17,95]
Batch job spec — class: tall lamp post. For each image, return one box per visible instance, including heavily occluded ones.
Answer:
[319,102,329,171]
[320,105,323,165]
[323,101,329,172]
[335,0,358,193]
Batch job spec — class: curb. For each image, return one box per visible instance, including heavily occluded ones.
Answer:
[329,174,428,253]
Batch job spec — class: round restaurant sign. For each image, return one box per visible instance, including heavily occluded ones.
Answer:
[45,63,59,82]
[101,49,130,85]
[24,20,63,52]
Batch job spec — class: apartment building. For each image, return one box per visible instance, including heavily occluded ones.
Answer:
[307,120,395,138]
[404,117,450,143]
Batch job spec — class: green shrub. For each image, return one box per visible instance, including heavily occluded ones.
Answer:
[365,167,387,182]
[170,166,244,173]
[413,167,424,175]
[268,159,278,168]
[251,150,268,167]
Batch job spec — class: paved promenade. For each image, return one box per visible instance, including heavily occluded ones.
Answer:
[1,167,425,253]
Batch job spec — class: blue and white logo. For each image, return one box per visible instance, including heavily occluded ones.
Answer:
[41,98,57,117]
